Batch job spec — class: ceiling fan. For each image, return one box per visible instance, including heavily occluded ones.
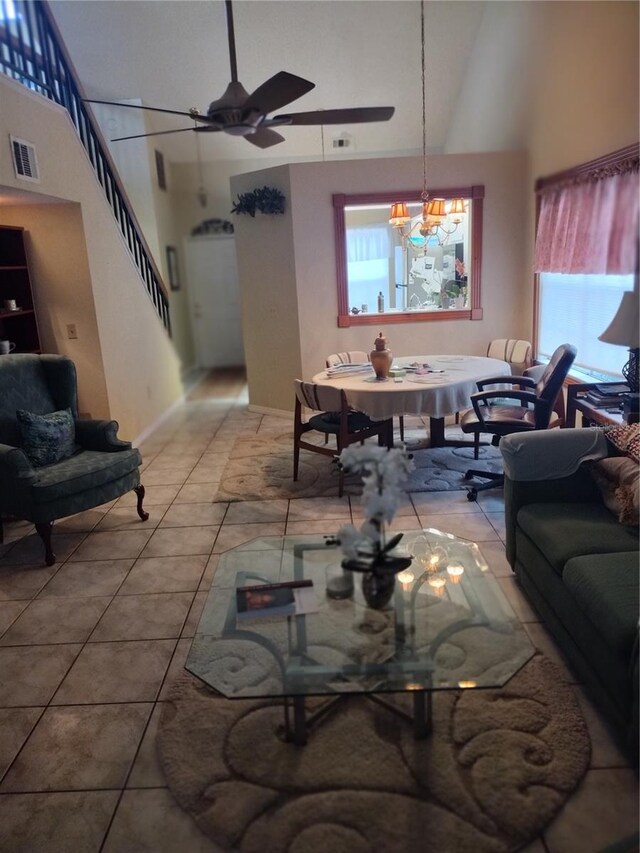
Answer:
[82,0,395,149]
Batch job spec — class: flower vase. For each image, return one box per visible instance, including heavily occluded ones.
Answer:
[341,549,412,609]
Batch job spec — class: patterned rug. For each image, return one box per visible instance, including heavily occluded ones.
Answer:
[215,432,503,501]
[157,655,590,852]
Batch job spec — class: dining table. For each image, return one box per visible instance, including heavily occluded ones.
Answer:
[312,354,510,448]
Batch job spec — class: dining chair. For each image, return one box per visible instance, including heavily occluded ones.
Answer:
[325,351,405,442]
[293,380,393,497]
[459,343,577,500]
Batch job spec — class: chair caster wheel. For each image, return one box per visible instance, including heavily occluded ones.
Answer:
[466,489,478,502]
[463,472,474,481]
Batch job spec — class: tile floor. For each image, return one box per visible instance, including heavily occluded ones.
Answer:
[0,371,637,852]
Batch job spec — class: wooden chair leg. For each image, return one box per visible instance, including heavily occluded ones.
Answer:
[134,484,149,521]
[455,412,460,424]
[399,416,404,442]
[35,521,55,566]
[293,440,301,481]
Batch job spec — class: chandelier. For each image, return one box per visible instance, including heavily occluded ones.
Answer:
[389,1,466,249]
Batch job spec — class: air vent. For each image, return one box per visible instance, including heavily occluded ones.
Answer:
[10,136,40,183]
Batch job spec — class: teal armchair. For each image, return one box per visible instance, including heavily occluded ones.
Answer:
[0,354,148,565]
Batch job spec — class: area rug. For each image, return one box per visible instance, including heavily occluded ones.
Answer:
[158,655,590,852]
[215,433,503,500]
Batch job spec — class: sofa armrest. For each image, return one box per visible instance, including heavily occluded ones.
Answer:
[74,419,132,452]
[500,428,608,482]
[0,443,36,480]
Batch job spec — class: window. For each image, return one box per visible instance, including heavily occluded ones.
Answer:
[333,187,484,327]
[538,272,634,379]
[534,144,639,377]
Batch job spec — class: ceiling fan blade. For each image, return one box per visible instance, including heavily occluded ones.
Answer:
[111,127,201,142]
[273,106,395,126]
[83,98,211,123]
[244,128,286,149]
[244,71,315,115]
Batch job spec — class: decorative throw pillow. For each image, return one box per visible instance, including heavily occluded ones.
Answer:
[603,423,640,463]
[16,408,77,467]
[590,456,640,527]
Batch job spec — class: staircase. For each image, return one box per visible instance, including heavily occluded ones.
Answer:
[0,0,171,334]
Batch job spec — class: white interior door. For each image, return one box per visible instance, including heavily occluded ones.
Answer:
[184,235,245,368]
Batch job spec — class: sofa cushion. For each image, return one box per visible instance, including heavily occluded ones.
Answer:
[590,457,639,527]
[516,502,639,575]
[563,552,639,660]
[31,448,142,503]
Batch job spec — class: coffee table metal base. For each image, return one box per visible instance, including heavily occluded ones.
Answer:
[281,691,433,746]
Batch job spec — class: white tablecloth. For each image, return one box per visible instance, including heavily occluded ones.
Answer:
[312,355,511,420]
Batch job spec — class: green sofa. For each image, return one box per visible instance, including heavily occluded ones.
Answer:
[501,428,639,763]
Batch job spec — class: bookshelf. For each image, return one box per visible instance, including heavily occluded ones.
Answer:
[0,226,42,354]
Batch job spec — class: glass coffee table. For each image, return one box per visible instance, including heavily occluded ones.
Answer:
[186,529,534,745]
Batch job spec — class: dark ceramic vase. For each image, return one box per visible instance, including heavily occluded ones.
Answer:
[361,570,397,609]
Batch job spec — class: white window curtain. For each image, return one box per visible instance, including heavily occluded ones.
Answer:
[346,226,389,263]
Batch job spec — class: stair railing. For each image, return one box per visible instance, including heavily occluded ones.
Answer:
[0,0,171,334]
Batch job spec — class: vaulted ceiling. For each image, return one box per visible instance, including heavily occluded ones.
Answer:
[48,0,487,164]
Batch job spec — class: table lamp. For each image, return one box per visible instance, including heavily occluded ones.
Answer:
[598,290,640,395]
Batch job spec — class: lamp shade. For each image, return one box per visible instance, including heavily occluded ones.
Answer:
[389,202,410,228]
[448,198,467,215]
[425,198,447,219]
[598,291,640,348]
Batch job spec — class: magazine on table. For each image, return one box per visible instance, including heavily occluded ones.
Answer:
[235,579,318,621]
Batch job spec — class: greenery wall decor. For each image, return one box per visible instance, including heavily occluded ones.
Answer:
[231,186,286,217]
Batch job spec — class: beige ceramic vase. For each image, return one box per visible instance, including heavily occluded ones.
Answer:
[370,331,393,380]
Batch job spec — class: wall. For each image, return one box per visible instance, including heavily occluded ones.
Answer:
[0,75,183,440]
[232,150,528,413]
[446,0,639,338]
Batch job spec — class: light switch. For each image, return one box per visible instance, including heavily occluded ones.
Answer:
[66,324,78,339]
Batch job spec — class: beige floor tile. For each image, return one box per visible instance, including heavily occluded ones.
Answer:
[181,591,207,637]
[212,522,286,553]
[115,484,181,506]
[185,466,225,484]
[0,645,81,707]
[286,519,347,535]
[0,791,119,853]
[89,592,194,642]
[103,788,219,852]
[139,467,193,485]
[410,490,483,515]
[484,510,507,540]
[0,601,28,634]
[0,520,34,545]
[0,533,85,568]
[159,503,228,528]
[127,704,166,788]
[224,499,288,524]
[55,507,110,534]
[69,530,153,562]
[496,576,541,623]
[95,505,168,532]
[52,640,176,704]
[287,497,352,522]
[387,516,421,531]
[0,707,43,777]
[1,703,152,792]
[139,527,218,558]
[475,492,506,513]
[0,596,111,646]
[0,564,60,601]
[479,539,513,576]
[544,768,639,852]
[199,555,219,591]
[37,559,134,598]
[418,513,500,542]
[159,637,197,700]
[174,483,219,503]
[119,555,207,595]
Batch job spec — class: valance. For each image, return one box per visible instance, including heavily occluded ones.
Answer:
[534,167,639,275]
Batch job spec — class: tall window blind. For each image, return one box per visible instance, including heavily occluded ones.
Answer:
[538,272,633,377]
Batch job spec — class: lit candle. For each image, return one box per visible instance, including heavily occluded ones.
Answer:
[458,680,477,689]
[428,576,446,596]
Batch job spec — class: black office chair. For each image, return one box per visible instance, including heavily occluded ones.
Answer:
[460,343,577,500]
